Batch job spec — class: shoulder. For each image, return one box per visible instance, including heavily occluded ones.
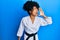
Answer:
[36,16,44,20]
[21,16,29,21]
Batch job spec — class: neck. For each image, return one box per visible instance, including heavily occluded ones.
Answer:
[30,15,35,19]
[29,14,36,24]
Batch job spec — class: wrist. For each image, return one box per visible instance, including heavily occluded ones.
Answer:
[42,15,47,19]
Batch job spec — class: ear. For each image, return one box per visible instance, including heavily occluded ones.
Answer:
[29,11,31,14]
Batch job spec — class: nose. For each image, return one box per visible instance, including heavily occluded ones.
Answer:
[36,9,38,13]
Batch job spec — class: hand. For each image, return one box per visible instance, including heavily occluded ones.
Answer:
[39,8,45,16]
[18,37,20,40]
[39,8,47,18]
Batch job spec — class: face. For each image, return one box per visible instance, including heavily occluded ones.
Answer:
[29,6,39,16]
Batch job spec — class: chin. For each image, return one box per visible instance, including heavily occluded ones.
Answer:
[33,15,37,17]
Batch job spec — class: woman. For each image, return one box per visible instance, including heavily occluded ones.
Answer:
[17,1,52,40]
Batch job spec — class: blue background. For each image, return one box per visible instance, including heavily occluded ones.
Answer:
[0,0,60,40]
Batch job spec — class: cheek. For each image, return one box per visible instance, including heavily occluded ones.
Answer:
[32,12,38,16]
[34,9,38,12]
[33,10,38,14]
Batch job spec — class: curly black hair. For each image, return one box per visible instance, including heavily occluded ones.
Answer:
[23,1,40,15]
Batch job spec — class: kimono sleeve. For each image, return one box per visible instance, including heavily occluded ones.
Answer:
[17,18,24,37]
[40,17,52,26]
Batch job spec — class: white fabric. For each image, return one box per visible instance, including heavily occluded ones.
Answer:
[17,16,52,40]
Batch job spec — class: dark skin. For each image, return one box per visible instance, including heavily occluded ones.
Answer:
[18,6,47,40]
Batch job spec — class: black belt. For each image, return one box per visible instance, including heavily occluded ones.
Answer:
[25,31,37,40]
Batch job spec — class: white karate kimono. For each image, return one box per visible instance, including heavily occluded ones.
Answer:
[17,16,52,40]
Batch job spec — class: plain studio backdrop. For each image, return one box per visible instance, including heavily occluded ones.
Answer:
[0,0,60,40]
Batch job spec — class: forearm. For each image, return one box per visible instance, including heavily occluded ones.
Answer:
[42,15,48,19]
[43,15,52,24]
[39,8,52,24]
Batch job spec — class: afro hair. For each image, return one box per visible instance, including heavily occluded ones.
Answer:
[23,1,40,14]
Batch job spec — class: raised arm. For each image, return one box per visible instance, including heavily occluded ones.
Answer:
[39,8,52,26]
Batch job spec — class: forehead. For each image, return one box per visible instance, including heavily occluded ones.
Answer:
[32,6,39,10]
[33,6,37,9]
